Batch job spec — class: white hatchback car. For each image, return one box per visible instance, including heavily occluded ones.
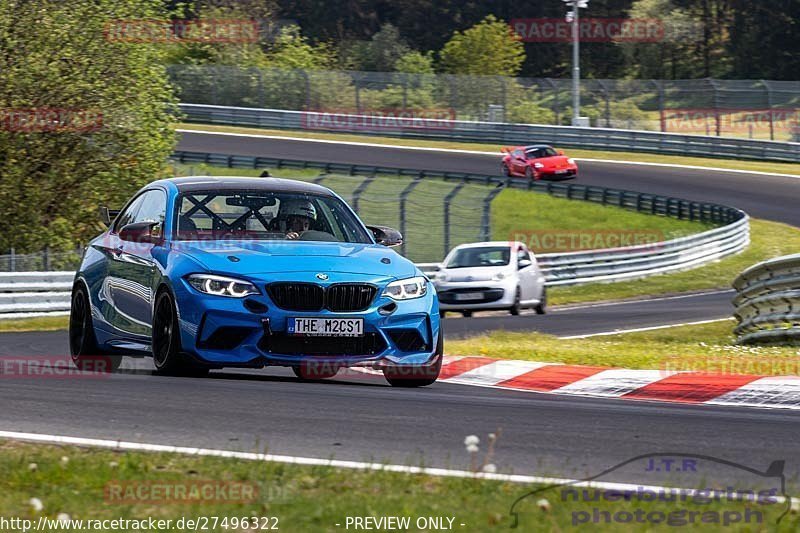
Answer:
[433,241,547,317]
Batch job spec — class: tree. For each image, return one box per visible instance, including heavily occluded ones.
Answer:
[440,15,525,76]
[0,0,178,253]
[394,51,435,74]
[266,26,335,69]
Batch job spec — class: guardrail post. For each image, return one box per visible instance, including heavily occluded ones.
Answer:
[443,182,467,257]
[399,176,424,257]
[9,248,15,272]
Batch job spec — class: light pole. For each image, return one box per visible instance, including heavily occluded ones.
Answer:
[563,0,589,126]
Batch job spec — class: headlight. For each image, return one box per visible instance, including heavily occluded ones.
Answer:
[186,274,260,298]
[533,162,544,169]
[383,276,428,300]
[567,158,576,164]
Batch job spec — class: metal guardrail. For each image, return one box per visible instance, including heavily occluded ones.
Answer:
[733,255,800,344]
[418,215,749,287]
[0,272,72,317]
[180,104,800,163]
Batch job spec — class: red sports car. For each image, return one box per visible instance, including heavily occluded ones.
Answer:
[501,145,578,180]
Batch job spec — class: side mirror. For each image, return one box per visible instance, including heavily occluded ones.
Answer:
[119,221,163,244]
[518,258,532,269]
[367,225,403,247]
[100,206,120,227]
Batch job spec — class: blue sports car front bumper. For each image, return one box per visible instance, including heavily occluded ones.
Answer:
[172,271,440,369]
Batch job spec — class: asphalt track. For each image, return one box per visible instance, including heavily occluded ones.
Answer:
[1,331,799,491]
[1,130,799,491]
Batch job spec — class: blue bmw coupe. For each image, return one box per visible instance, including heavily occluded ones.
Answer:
[70,176,442,386]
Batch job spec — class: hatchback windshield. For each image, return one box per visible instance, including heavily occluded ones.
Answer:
[445,246,511,268]
[173,190,372,243]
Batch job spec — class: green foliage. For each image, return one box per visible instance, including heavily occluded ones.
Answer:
[440,15,525,76]
[266,26,335,70]
[506,101,556,125]
[0,0,178,253]
[394,51,435,74]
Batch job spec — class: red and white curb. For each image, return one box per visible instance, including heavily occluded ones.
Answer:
[399,356,800,410]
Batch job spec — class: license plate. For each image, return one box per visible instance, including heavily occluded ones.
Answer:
[455,292,483,301]
[555,169,568,174]
[288,317,364,337]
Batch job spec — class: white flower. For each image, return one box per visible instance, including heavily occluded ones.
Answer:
[28,498,43,512]
[482,463,497,473]
[488,433,496,440]
[466,444,479,453]
[60,456,69,466]
[464,435,479,446]
[28,463,38,472]
[108,461,119,468]
[56,513,70,524]
[536,498,551,512]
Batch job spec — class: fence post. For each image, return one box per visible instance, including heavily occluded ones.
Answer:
[351,176,375,214]
[761,80,774,141]
[443,182,467,257]
[709,78,721,136]
[43,246,50,271]
[546,78,560,124]
[399,176,424,257]
[9,247,15,272]
[651,80,665,132]
[480,182,507,243]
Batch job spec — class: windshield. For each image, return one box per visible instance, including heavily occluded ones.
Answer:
[445,246,511,268]
[173,190,372,243]
[526,147,558,159]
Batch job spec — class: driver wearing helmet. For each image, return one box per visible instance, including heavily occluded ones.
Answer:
[279,198,317,240]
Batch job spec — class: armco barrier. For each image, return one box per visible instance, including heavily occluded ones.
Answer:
[0,272,72,317]
[733,255,800,344]
[179,103,800,163]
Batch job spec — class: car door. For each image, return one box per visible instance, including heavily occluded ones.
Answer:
[516,246,538,302]
[104,189,167,339]
[511,149,527,175]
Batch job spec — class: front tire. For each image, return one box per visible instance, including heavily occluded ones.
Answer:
[383,332,443,388]
[152,290,209,377]
[525,166,534,180]
[509,286,521,316]
[69,283,121,373]
[534,287,547,315]
[461,310,473,318]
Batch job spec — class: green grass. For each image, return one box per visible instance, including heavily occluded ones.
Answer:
[446,319,800,377]
[1,440,796,532]
[0,315,68,333]
[550,219,800,305]
[178,123,800,176]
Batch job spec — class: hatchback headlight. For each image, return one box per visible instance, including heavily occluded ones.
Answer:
[533,162,544,169]
[383,276,428,300]
[186,274,260,298]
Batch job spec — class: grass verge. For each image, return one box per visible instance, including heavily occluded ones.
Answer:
[1,440,795,532]
[178,123,800,176]
[446,319,800,376]
[0,316,68,333]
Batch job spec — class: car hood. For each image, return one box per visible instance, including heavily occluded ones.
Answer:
[440,265,512,282]
[533,155,572,168]
[173,240,417,279]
